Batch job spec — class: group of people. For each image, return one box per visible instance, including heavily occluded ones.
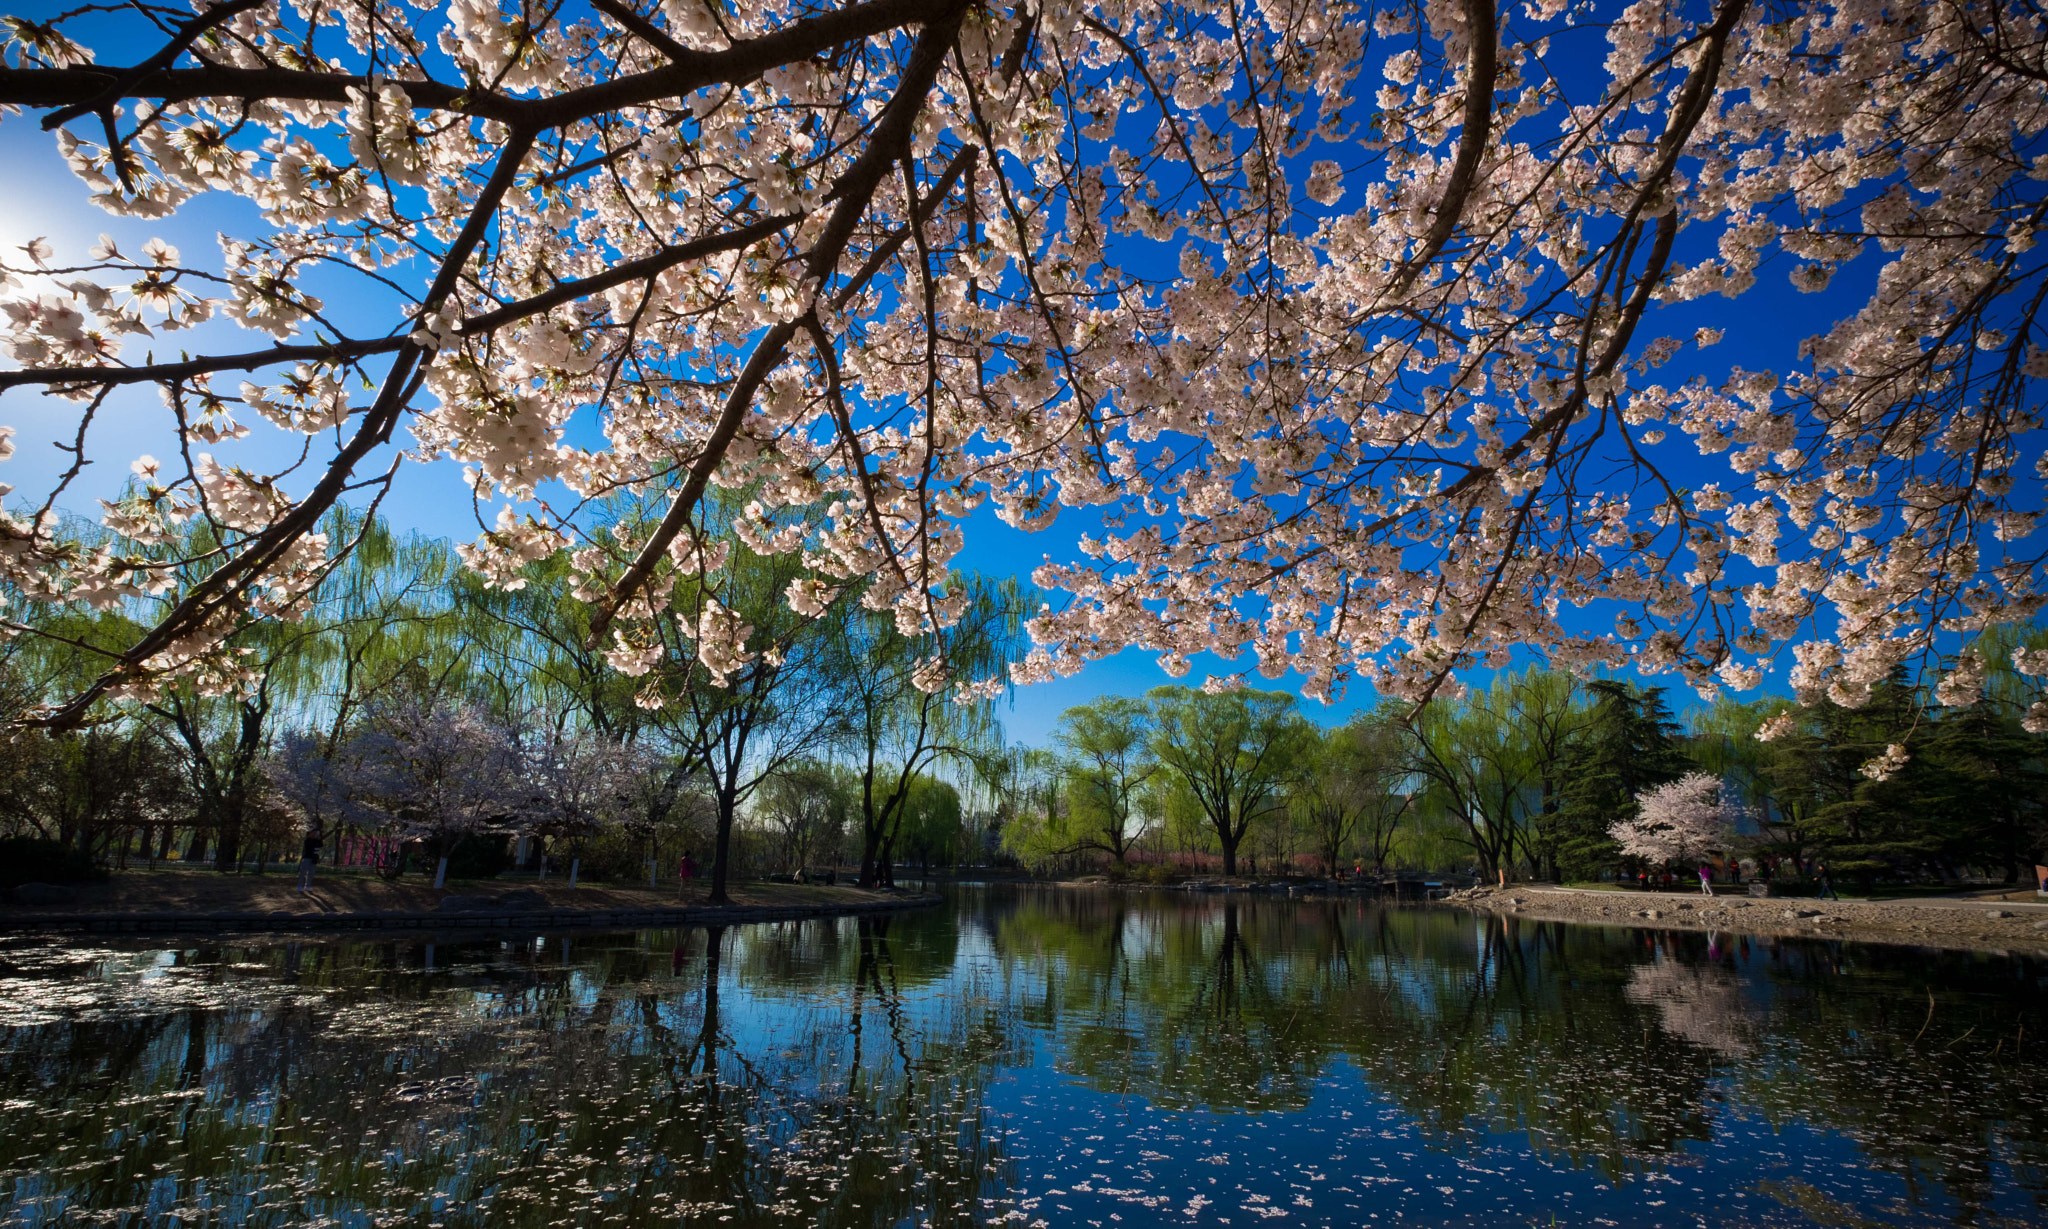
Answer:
[1627,859,1837,898]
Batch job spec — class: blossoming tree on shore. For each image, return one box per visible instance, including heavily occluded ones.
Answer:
[1613,771,1740,865]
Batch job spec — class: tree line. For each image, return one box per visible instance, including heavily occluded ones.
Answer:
[5,499,2044,894]
[0,498,1028,898]
[1004,653,2048,888]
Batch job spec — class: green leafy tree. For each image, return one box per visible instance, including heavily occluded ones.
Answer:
[758,760,854,876]
[1293,708,1414,878]
[1406,674,1581,880]
[1147,686,1310,877]
[992,746,1073,871]
[637,524,853,906]
[831,573,1025,888]
[1053,696,1157,868]
[895,774,964,879]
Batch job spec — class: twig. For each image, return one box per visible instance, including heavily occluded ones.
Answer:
[1912,989,1936,1044]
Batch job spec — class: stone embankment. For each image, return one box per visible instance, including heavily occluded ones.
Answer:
[1447,883,2048,954]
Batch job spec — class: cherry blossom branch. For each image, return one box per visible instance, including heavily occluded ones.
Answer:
[27,127,540,729]
[587,0,971,641]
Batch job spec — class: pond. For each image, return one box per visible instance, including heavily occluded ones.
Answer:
[1,886,2043,1227]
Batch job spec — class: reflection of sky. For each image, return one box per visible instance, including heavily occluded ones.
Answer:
[2,895,2045,1227]
[981,1063,1937,1227]
[0,12,2033,747]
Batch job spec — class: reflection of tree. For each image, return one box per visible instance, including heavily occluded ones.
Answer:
[995,894,1359,1113]
[985,891,2044,1213]
[1724,944,2048,1225]
[1,900,2043,1224]
[0,918,1015,1228]
[1624,955,1751,1057]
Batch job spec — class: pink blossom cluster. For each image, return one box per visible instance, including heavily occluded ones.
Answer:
[1613,771,1740,863]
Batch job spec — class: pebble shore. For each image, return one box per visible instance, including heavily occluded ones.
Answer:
[1447,883,2048,954]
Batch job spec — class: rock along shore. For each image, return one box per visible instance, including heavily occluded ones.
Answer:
[0,893,941,937]
[1445,883,2048,955]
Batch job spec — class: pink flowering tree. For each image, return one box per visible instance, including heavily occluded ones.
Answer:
[347,693,525,882]
[518,725,642,879]
[0,0,2044,727]
[1612,771,1741,866]
[264,728,371,844]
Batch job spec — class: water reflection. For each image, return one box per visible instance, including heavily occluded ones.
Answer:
[1,887,2042,1227]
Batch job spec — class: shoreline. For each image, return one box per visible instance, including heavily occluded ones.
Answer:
[1444,883,2048,955]
[0,894,941,937]
[0,870,941,937]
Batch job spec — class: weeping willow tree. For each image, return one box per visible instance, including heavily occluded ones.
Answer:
[152,507,477,867]
[1403,672,1591,881]
[989,746,1072,872]
[0,502,464,868]
[830,572,1027,889]
[623,494,861,904]
[298,508,469,740]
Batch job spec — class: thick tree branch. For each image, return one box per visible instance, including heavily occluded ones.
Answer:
[1393,0,1497,294]
[0,0,953,129]
[31,128,541,730]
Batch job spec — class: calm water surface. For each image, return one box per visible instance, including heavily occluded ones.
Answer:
[1,886,2043,1228]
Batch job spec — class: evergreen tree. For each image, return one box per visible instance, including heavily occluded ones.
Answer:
[1553,682,1688,879]
[1921,701,2042,883]
[1771,667,1940,883]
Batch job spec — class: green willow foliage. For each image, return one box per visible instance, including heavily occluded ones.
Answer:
[2,500,2043,889]
[0,503,1028,892]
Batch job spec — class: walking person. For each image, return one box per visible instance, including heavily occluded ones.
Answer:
[1816,862,1838,900]
[677,851,698,899]
[296,829,322,891]
[1698,862,1715,897]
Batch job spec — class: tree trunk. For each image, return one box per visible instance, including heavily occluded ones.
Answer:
[708,792,736,905]
[696,925,725,1100]
[857,791,888,889]
[214,801,244,872]
[1219,830,1239,877]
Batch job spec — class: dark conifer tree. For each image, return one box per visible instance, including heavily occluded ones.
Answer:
[1922,700,2043,884]
[1552,682,1688,879]
[1771,667,1940,884]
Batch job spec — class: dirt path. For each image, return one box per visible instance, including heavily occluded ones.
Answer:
[1449,883,2048,954]
[0,868,892,918]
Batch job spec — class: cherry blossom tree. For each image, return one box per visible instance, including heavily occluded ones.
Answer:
[2,0,2045,727]
[519,724,641,876]
[1612,770,1739,864]
[347,691,524,883]
[265,728,369,842]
